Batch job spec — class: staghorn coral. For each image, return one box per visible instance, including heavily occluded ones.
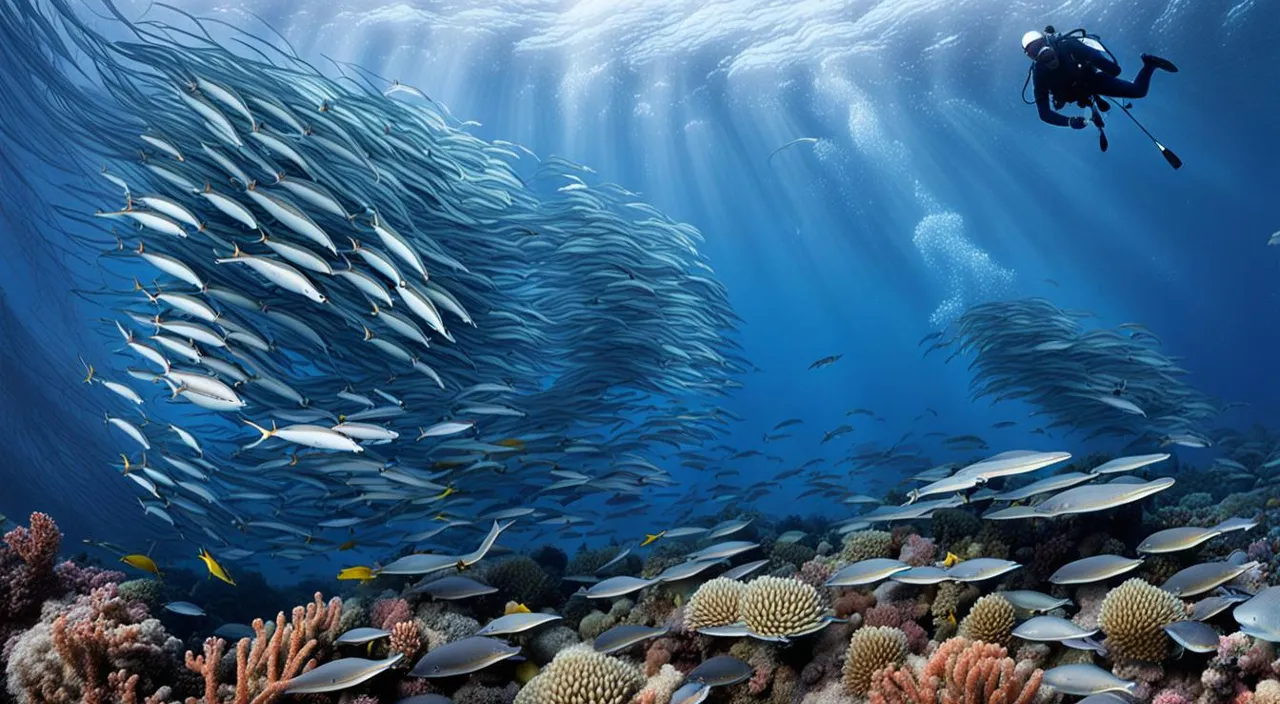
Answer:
[740,576,824,637]
[183,591,342,704]
[484,557,553,607]
[1098,578,1186,662]
[842,531,894,563]
[959,595,1015,646]
[513,643,642,704]
[842,627,908,696]
[684,578,745,631]
[869,637,1043,704]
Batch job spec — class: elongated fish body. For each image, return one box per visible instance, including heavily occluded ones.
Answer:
[215,249,325,303]
[244,185,335,253]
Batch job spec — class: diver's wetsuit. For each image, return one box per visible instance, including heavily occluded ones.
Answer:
[1032,36,1158,127]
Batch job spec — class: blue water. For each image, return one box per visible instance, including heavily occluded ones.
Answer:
[1,0,1277,581]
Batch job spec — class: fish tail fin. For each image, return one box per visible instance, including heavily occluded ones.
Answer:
[370,302,380,316]
[242,419,275,448]
[362,326,374,341]
[274,171,286,184]
[247,180,257,191]
[136,241,145,255]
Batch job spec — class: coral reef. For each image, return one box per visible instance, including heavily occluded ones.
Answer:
[484,557,554,608]
[869,637,1043,704]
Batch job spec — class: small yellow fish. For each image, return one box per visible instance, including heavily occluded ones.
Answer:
[640,531,667,547]
[515,660,540,685]
[505,602,532,615]
[942,552,962,568]
[947,611,957,627]
[337,540,357,552]
[337,566,375,582]
[432,486,455,500]
[120,554,161,575]
[197,547,236,586]
[674,593,684,608]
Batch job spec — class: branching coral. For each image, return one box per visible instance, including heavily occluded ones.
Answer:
[1098,578,1185,662]
[869,637,1042,704]
[183,591,342,704]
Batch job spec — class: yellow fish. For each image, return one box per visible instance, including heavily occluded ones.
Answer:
[505,602,532,615]
[197,547,236,586]
[337,566,375,582]
[942,552,962,568]
[120,554,161,576]
[947,611,957,627]
[432,486,455,500]
[337,540,358,552]
[640,531,666,547]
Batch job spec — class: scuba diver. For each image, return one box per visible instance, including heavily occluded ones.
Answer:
[1022,27,1184,169]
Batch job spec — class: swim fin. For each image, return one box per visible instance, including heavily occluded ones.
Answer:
[1141,54,1179,73]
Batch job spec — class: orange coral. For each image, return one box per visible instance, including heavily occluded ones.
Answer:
[869,637,1042,704]
[182,592,342,704]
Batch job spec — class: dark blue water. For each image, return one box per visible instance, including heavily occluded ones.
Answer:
[1,0,1277,583]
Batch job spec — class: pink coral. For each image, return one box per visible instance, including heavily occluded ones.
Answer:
[371,597,412,629]
[834,591,876,619]
[865,604,903,628]
[900,621,928,654]
[899,535,936,567]
[1,512,63,627]
[798,560,834,590]
[1154,689,1193,704]
[56,561,125,594]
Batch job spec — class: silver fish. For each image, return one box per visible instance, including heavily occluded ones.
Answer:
[409,637,520,678]
[1042,664,1138,696]
[163,601,206,617]
[946,558,1021,583]
[335,628,392,645]
[593,624,668,654]
[585,576,656,599]
[285,654,403,693]
[687,655,754,686]
[474,613,562,637]
[997,591,1073,613]
[826,559,911,587]
[407,575,497,600]
[1089,453,1171,474]
[1050,555,1144,585]
[721,559,770,581]
[1011,616,1098,642]
[1162,621,1220,653]
[1162,561,1260,598]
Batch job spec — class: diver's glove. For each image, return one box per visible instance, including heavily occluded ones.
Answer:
[1068,116,1088,130]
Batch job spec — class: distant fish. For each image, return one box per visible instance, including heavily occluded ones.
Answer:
[213,623,254,640]
[1269,231,1280,246]
[686,541,759,562]
[1089,453,1170,474]
[596,547,633,573]
[807,354,842,370]
[164,601,206,617]
[766,137,820,165]
[707,518,752,540]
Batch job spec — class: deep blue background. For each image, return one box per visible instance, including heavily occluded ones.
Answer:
[1,0,1278,578]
